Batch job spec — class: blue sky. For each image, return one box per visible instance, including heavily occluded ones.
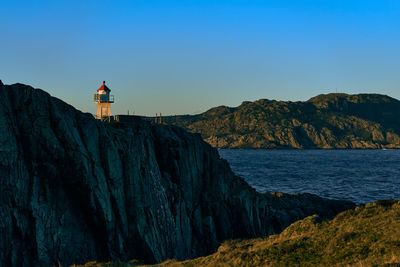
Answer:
[1,0,399,115]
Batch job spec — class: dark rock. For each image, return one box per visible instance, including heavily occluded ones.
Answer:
[0,83,354,266]
[161,93,400,149]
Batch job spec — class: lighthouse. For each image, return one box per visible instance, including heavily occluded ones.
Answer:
[94,81,114,120]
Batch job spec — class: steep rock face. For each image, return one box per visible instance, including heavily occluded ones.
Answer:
[147,200,400,267]
[0,83,353,266]
[162,94,400,149]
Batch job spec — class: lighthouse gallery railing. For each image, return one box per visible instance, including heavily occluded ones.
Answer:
[94,94,114,103]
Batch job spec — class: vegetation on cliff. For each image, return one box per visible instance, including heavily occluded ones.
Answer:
[79,200,400,266]
[163,93,400,149]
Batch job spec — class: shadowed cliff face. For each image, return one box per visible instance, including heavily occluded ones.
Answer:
[161,94,400,148]
[0,83,354,266]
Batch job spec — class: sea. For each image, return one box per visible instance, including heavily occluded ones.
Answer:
[219,149,400,204]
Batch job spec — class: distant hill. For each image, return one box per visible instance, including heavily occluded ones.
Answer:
[162,93,400,149]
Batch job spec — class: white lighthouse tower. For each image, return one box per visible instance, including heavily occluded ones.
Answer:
[94,81,114,120]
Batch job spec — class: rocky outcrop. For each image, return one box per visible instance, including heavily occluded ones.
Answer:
[143,200,400,267]
[162,94,400,149]
[0,83,354,266]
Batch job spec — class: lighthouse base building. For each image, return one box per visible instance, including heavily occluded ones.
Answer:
[96,102,112,118]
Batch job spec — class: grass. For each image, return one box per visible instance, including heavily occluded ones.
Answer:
[77,200,400,267]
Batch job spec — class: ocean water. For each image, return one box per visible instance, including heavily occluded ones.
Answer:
[219,149,400,204]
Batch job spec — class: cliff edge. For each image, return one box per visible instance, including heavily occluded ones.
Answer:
[0,83,353,266]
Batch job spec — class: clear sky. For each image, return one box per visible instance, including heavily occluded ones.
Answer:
[1,0,399,116]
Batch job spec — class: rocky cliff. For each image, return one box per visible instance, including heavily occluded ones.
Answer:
[0,83,353,266]
[162,94,400,148]
[147,200,400,267]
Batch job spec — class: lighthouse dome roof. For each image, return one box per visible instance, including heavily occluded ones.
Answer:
[97,81,111,92]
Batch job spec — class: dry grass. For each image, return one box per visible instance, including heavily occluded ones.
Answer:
[77,200,400,267]
[72,259,142,267]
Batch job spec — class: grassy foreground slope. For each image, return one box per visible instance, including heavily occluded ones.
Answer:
[78,200,400,267]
